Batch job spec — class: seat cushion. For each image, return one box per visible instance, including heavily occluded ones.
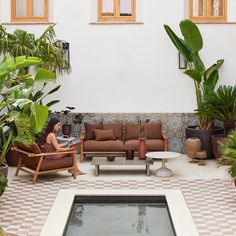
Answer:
[124,124,139,140]
[83,140,124,151]
[84,123,103,140]
[124,139,165,151]
[40,156,73,171]
[103,123,124,140]
[93,129,116,141]
[144,123,162,139]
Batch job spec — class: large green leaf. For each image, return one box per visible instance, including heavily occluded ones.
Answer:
[203,70,219,93]
[164,25,192,62]
[30,104,48,134]
[184,69,202,84]
[34,68,56,83]
[180,19,203,53]
[204,59,224,81]
[48,85,61,94]
[46,100,60,107]
[192,53,205,75]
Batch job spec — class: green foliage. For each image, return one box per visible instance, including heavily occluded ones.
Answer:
[197,85,236,125]
[0,56,58,164]
[164,19,224,129]
[0,173,8,193]
[220,129,236,178]
[0,24,71,75]
[0,226,5,236]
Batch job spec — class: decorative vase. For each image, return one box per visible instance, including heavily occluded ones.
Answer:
[185,137,201,162]
[138,138,147,160]
[125,149,134,160]
[62,124,72,137]
[185,126,224,159]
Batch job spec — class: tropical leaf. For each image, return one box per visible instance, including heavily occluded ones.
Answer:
[184,69,202,84]
[46,100,60,107]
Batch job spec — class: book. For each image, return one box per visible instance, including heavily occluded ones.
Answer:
[68,138,81,147]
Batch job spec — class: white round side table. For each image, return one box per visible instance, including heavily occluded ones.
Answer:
[146,151,181,177]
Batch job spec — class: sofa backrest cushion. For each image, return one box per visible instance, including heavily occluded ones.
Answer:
[93,129,116,141]
[145,123,162,139]
[103,123,124,140]
[124,124,139,140]
[84,123,103,140]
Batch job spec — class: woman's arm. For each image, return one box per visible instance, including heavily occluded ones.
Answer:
[49,133,70,151]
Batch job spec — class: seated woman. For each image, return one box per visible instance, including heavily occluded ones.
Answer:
[43,116,86,175]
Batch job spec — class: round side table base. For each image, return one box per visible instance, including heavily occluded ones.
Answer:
[155,167,173,177]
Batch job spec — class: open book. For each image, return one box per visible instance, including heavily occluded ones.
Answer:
[68,137,81,147]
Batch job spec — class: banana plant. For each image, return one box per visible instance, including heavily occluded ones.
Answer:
[164,19,224,129]
[0,56,57,163]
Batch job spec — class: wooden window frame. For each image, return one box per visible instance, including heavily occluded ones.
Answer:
[11,0,49,22]
[189,0,227,23]
[97,0,136,23]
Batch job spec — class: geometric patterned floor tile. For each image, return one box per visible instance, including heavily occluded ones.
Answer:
[0,178,236,236]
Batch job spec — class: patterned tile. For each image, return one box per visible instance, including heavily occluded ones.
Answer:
[0,178,236,236]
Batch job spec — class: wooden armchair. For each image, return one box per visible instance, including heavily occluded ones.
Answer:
[12,142,77,184]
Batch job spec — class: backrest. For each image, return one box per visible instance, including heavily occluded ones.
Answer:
[84,123,103,140]
[15,142,42,169]
[144,123,162,139]
[124,124,139,140]
[103,123,124,140]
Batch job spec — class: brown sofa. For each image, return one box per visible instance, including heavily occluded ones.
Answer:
[79,123,168,162]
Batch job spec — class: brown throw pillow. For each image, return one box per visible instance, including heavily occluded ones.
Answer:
[84,123,103,140]
[93,129,116,141]
[145,123,162,139]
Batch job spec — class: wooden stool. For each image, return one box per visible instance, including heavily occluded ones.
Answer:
[196,150,207,166]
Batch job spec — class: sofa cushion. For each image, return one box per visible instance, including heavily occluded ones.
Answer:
[15,142,42,154]
[103,123,124,140]
[84,123,103,140]
[124,139,164,151]
[40,156,73,171]
[124,124,139,140]
[93,129,116,141]
[145,123,162,139]
[83,140,124,151]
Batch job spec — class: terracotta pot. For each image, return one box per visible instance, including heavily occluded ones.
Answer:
[62,124,72,137]
[6,149,19,167]
[186,126,224,159]
[211,134,226,159]
[138,138,147,160]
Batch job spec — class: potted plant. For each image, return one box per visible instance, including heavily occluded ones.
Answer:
[164,19,224,158]
[220,129,236,186]
[0,24,71,75]
[0,56,57,172]
[61,106,75,137]
[0,173,7,196]
[197,85,236,158]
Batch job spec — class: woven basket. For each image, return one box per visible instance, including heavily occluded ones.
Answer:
[185,137,201,159]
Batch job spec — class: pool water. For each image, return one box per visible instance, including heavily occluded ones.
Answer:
[64,196,176,236]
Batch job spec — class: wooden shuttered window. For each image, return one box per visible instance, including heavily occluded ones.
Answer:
[11,0,49,22]
[98,0,136,23]
[189,0,227,23]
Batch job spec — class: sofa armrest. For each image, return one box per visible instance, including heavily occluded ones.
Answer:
[161,130,169,151]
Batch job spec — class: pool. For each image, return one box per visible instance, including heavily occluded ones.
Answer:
[40,190,199,236]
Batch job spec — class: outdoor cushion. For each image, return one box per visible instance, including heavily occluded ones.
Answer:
[40,156,73,171]
[144,123,162,139]
[84,123,103,140]
[93,129,116,141]
[124,139,164,151]
[83,140,124,151]
[124,124,139,140]
[103,123,124,140]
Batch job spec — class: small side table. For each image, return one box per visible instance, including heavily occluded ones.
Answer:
[146,151,181,177]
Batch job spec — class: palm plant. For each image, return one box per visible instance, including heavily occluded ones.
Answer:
[0,24,70,75]
[0,56,56,164]
[197,85,236,134]
[164,19,224,129]
[220,129,236,180]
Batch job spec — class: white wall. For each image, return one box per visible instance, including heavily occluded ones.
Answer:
[1,0,236,113]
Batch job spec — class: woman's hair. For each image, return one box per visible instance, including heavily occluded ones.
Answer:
[43,116,61,142]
